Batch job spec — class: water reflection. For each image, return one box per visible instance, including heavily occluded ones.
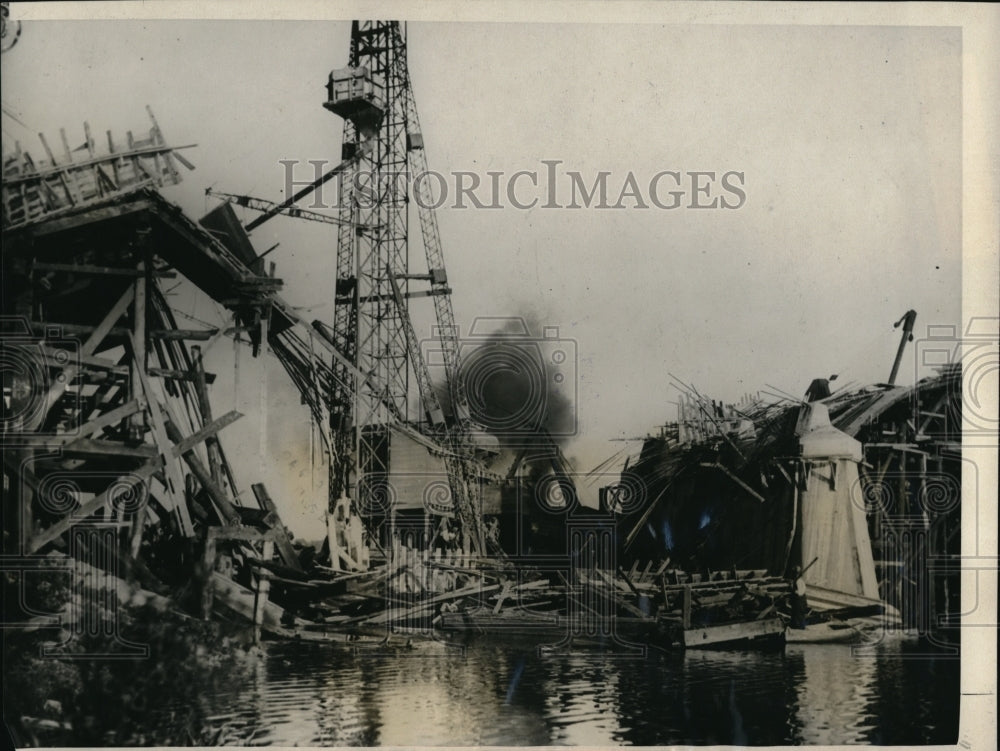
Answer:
[178,638,957,746]
[788,644,878,744]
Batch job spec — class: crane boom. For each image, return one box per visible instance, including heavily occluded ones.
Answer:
[206,188,352,228]
[386,267,486,554]
[243,144,367,231]
[402,81,471,427]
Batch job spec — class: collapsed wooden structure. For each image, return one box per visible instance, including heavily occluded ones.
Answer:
[614,364,963,638]
[1,116,336,643]
[4,113,960,653]
[6,117,782,651]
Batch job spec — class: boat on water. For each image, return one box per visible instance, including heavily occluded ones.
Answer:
[786,621,863,644]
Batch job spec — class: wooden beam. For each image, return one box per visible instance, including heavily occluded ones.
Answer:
[150,328,219,341]
[95,164,118,194]
[37,132,57,165]
[170,410,242,456]
[35,286,135,430]
[30,322,213,343]
[147,367,217,385]
[32,262,175,278]
[699,462,767,504]
[130,333,194,536]
[131,263,147,437]
[162,413,241,526]
[40,345,127,374]
[30,321,131,340]
[28,463,158,553]
[83,286,136,358]
[252,540,275,644]
[19,400,142,447]
[4,143,198,185]
[251,483,303,572]
[60,438,156,459]
[190,346,223,487]
[59,128,73,165]
[24,200,152,237]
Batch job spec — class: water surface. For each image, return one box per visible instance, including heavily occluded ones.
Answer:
[175,637,959,746]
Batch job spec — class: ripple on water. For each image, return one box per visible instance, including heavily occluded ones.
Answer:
[148,638,958,746]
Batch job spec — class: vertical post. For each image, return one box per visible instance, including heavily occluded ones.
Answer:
[682,585,693,630]
[327,506,341,572]
[252,539,274,643]
[59,127,73,165]
[258,307,269,461]
[232,314,241,412]
[201,534,217,620]
[131,261,146,441]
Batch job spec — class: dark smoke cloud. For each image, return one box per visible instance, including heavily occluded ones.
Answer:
[433,316,575,447]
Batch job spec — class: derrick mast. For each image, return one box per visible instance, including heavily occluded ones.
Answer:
[327,22,411,507]
[323,21,488,552]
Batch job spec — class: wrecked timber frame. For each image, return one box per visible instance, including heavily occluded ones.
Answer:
[9,116,769,652]
[5,113,958,653]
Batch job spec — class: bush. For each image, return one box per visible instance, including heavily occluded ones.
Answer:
[3,564,260,746]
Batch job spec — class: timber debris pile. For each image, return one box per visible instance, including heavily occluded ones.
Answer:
[2,20,962,664]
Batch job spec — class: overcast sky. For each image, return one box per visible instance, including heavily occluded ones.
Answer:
[1,17,966,534]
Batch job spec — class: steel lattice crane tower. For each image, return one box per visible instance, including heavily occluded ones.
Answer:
[325,21,484,552]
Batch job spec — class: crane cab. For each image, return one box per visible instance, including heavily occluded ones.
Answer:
[324,66,385,134]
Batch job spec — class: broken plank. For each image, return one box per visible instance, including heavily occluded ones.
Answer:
[209,571,293,632]
[147,367,217,385]
[492,581,513,615]
[170,410,242,456]
[162,414,241,526]
[251,483,304,572]
[358,582,501,626]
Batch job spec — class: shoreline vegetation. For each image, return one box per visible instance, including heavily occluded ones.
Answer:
[3,555,263,747]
